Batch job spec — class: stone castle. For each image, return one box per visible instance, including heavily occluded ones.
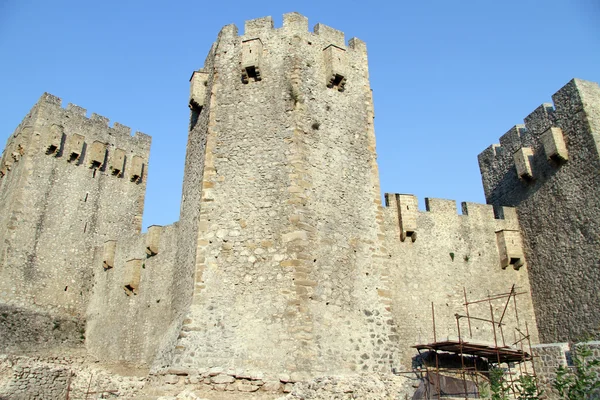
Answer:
[1,12,599,399]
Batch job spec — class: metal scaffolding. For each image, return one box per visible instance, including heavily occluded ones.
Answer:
[411,285,538,399]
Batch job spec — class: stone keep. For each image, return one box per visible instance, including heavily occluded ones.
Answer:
[0,12,599,398]
[0,94,150,326]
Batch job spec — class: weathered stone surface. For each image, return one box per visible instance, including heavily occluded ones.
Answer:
[0,11,598,400]
[211,373,235,384]
[478,79,600,343]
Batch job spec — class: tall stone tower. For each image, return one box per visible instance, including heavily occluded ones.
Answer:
[478,79,600,342]
[154,13,400,378]
[0,93,150,335]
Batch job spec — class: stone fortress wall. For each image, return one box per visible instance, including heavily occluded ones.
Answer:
[478,79,600,344]
[381,195,539,368]
[0,12,598,399]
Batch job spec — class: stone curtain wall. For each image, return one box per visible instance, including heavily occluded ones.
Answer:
[86,224,179,365]
[381,196,539,368]
[479,80,600,343]
[0,303,84,353]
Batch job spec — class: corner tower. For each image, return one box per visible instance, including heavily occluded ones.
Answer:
[0,94,150,325]
[158,13,400,378]
[478,79,600,342]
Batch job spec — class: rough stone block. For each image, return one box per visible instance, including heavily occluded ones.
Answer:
[211,374,235,384]
[103,240,116,270]
[513,147,534,181]
[109,148,125,176]
[496,230,525,270]
[324,45,347,92]
[65,134,85,162]
[541,127,568,163]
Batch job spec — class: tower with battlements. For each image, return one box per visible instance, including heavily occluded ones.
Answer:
[478,79,600,343]
[0,93,150,351]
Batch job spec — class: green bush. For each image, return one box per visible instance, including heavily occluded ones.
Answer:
[553,344,600,400]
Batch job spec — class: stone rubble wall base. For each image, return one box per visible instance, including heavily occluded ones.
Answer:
[0,354,146,399]
[153,370,413,399]
[0,353,414,399]
[532,341,600,400]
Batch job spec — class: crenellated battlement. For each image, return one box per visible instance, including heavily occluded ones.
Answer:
[384,193,518,224]
[384,193,525,269]
[35,93,151,145]
[100,225,167,296]
[237,13,365,53]
[22,93,152,183]
[478,79,600,203]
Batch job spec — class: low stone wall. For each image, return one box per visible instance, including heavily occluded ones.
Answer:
[154,367,290,394]
[0,303,84,353]
[152,372,410,399]
[0,356,69,399]
[532,341,600,399]
[0,354,146,399]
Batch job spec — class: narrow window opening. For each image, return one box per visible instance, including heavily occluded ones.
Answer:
[92,168,97,178]
[327,73,346,92]
[84,222,87,233]
[84,193,88,202]
[242,65,262,83]
[190,104,202,131]
[246,66,258,80]
[332,74,344,87]
[64,286,68,291]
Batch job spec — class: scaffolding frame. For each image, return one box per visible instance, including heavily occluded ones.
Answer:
[411,285,538,399]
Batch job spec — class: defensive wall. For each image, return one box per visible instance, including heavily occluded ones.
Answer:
[0,11,598,400]
[381,195,539,368]
[479,79,600,343]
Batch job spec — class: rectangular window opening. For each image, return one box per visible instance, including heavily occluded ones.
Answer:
[190,104,202,131]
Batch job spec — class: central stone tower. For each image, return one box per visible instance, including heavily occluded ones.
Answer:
[162,13,400,378]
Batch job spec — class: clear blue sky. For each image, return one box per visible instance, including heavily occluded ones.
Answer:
[1,1,599,229]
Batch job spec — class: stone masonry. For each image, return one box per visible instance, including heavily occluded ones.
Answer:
[0,12,598,399]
